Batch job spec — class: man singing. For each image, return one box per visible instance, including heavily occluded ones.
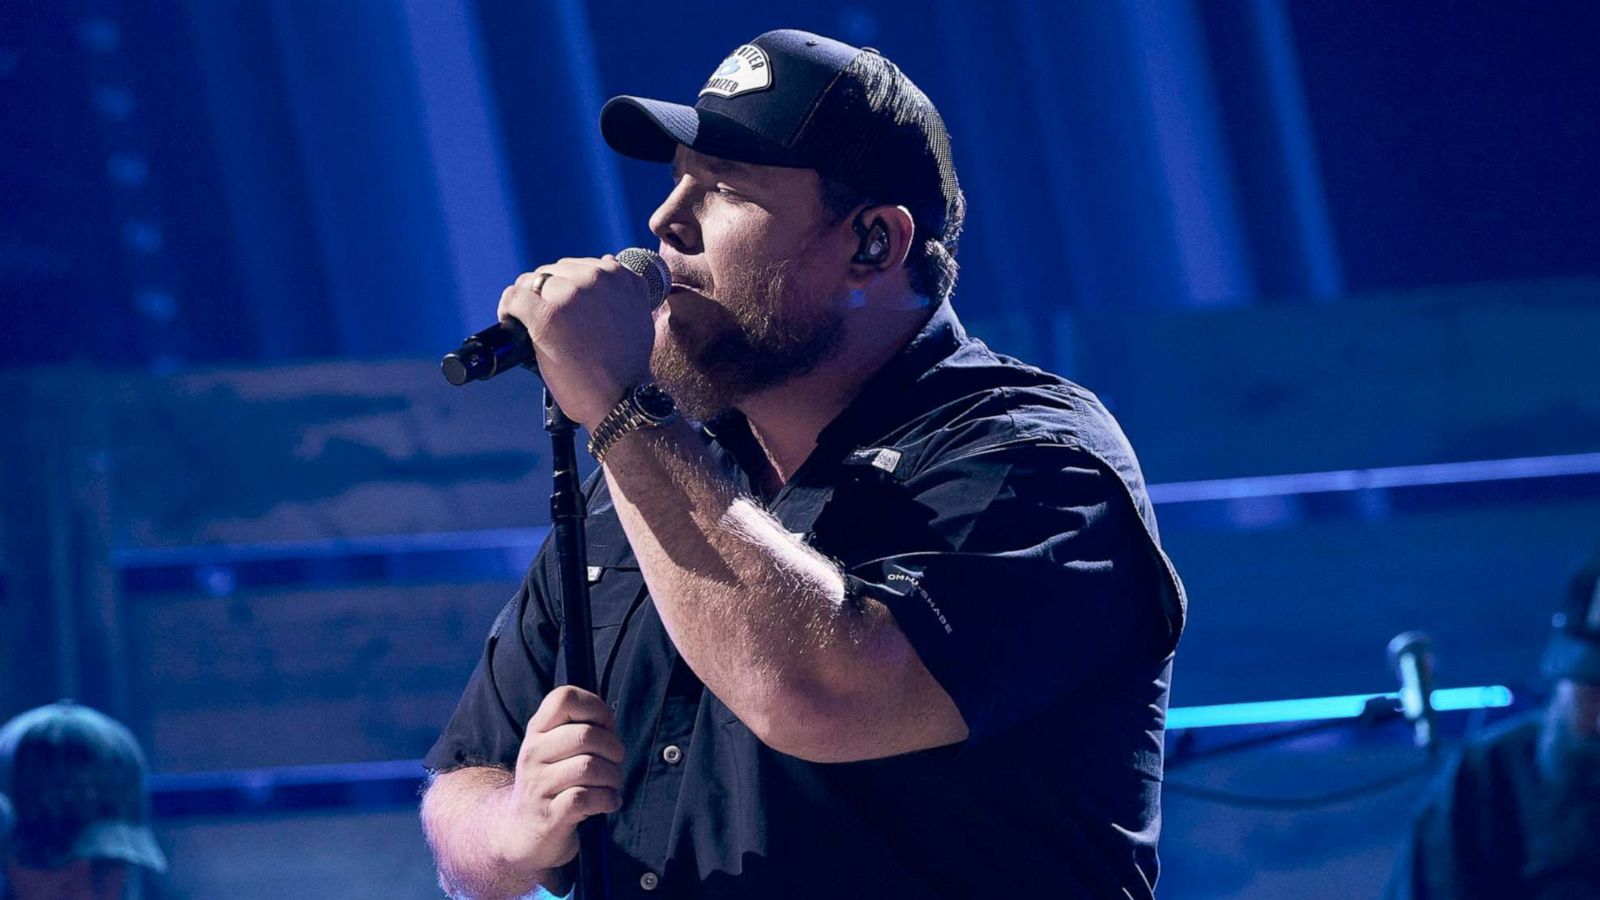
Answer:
[422,29,1185,899]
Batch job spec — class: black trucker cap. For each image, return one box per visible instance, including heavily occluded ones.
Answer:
[0,701,168,872]
[601,29,962,245]
[1543,547,1600,684]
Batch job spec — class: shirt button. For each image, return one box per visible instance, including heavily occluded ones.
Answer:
[661,744,683,765]
[640,872,660,891]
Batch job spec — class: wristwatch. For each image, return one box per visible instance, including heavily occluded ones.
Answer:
[587,382,679,463]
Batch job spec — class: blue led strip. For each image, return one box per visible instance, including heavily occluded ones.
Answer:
[115,527,553,597]
[109,453,1600,595]
[113,526,551,568]
[145,685,1517,817]
[1166,685,1514,730]
[1148,452,1600,504]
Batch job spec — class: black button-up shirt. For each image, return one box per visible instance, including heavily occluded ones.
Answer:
[426,301,1186,898]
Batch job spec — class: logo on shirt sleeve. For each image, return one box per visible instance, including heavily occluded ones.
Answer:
[887,569,954,635]
[700,44,772,98]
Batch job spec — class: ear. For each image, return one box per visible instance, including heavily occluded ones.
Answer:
[846,204,915,285]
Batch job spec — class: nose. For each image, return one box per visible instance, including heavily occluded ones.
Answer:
[649,177,701,256]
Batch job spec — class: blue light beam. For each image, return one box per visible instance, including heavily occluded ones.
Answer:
[1167,685,1514,730]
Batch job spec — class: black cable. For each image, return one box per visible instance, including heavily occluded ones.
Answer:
[1167,716,1381,770]
[1163,760,1435,811]
[1162,685,1542,811]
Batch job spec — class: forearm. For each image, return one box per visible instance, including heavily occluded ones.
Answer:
[600,420,915,748]
[421,768,567,900]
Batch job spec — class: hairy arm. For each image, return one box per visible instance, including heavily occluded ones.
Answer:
[600,419,968,762]
[422,768,562,900]
[421,687,622,899]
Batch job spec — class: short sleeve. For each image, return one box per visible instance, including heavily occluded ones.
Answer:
[423,563,561,773]
[834,441,1178,742]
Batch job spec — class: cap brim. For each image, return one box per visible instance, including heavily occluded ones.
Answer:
[1543,632,1600,685]
[601,96,806,168]
[70,820,168,872]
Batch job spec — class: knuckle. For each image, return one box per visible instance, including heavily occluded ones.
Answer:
[558,786,591,818]
[576,754,604,782]
[543,285,574,309]
[571,723,598,748]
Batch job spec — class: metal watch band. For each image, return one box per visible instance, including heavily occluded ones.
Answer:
[586,384,676,463]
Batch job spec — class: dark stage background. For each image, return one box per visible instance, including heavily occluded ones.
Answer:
[2,1,1598,897]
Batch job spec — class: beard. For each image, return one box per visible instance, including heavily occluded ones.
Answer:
[1530,702,1600,875]
[1537,705,1600,796]
[651,254,846,422]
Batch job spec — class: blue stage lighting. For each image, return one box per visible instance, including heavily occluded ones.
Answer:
[1148,452,1600,504]
[1166,685,1514,730]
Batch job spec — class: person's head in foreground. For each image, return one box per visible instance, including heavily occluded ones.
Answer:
[0,702,167,899]
[1537,546,1600,794]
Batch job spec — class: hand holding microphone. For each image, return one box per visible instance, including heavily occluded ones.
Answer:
[442,248,670,429]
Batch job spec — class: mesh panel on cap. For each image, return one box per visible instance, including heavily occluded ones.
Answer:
[793,51,961,245]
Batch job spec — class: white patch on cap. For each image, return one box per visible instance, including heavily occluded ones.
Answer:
[699,44,771,99]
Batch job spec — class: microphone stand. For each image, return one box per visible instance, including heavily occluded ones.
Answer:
[545,389,611,900]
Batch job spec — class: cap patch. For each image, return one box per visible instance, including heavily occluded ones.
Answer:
[700,44,771,99]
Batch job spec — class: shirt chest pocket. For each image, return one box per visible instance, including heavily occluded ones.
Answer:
[589,561,645,643]
[583,518,651,689]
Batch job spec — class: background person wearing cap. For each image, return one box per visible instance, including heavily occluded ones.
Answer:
[1386,549,1600,900]
[422,29,1183,899]
[0,702,168,900]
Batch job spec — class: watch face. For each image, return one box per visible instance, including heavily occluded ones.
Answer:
[634,383,677,421]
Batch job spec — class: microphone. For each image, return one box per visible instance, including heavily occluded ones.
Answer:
[1387,630,1438,754]
[441,247,671,386]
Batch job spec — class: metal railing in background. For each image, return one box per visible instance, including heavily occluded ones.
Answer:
[108,452,1600,600]
[146,685,1519,818]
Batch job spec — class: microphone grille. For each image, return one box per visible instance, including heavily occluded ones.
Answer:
[1386,630,1432,672]
[616,247,670,307]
